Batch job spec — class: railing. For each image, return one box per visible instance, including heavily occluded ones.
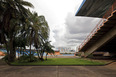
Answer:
[78,0,116,51]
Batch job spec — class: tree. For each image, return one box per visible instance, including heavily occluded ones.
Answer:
[0,0,51,62]
[27,14,50,61]
[0,0,33,62]
[43,41,54,60]
[23,12,50,61]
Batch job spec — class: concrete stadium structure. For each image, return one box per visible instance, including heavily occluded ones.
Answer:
[76,0,116,57]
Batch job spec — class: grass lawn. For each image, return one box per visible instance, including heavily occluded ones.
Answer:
[11,58,107,66]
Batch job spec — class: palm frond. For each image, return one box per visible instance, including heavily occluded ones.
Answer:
[20,0,34,8]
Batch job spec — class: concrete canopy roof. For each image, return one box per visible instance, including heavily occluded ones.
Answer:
[76,0,115,18]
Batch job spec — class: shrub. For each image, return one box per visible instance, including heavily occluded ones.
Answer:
[2,55,8,61]
[19,54,38,62]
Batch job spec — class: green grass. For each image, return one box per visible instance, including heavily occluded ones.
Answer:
[11,58,107,66]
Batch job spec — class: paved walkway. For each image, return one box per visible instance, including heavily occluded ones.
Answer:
[0,63,116,77]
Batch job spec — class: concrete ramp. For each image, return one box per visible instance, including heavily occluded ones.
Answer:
[79,11,116,57]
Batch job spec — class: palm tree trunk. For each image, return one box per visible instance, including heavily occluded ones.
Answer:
[30,43,31,55]
[45,52,48,60]
[3,34,10,61]
[13,45,16,60]
[29,43,32,61]
[23,48,24,56]
[40,50,44,61]
[18,47,20,60]
[9,37,15,62]
[29,30,33,61]
[20,47,21,56]
[37,50,40,59]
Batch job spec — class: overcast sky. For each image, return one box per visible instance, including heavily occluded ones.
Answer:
[25,0,101,50]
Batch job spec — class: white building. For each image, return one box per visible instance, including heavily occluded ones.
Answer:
[58,47,75,54]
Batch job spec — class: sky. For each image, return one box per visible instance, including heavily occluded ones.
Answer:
[25,0,101,51]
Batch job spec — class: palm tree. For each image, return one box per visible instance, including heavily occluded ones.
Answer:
[0,0,34,62]
[36,16,50,60]
[43,41,54,60]
[25,12,50,61]
[1,0,50,62]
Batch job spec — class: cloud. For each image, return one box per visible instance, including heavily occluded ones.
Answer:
[25,0,101,50]
[52,13,101,50]
[65,13,101,34]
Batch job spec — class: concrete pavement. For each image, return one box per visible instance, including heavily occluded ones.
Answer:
[0,64,116,77]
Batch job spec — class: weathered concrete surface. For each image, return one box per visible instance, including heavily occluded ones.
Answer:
[0,64,116,77]
[84,25,116,57]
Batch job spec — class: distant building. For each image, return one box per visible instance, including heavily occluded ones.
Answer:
[58,47,75,54]
[48,50,61,56]
[0,51,5,56]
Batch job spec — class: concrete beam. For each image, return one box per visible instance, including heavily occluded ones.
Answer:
[84,25,116,57]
